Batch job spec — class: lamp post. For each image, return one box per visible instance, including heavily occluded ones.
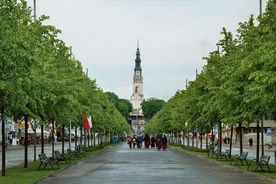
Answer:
[260,0,262,15]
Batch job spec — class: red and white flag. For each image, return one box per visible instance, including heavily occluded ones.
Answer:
[82,115,92,130]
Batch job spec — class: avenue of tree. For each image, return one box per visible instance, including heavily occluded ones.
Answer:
[0,0,130,176]
[1,0,275,177]
[144,0,276,161]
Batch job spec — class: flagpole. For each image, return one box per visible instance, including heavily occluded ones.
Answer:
[69,122,71,149]
[69,46,72,149]
[84,69,89,147]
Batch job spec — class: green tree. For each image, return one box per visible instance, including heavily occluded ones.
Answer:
[104,92,132,119]
[141,98,166,121]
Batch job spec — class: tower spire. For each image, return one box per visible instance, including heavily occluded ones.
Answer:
[135,40,141,70]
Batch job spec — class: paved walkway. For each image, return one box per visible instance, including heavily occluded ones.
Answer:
[0,140,275,169]
[34,142,275,184]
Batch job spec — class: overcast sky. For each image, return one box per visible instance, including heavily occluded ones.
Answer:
[26,0,268,101]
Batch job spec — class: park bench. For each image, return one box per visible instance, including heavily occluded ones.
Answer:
[54,150,71,164]
[247,155,271,172]
[216,149,231,161]
[67,148,80,159]
[77,144,87,157]
[37,153,60,171]
[207,144,219,158]
[230,152,248,165]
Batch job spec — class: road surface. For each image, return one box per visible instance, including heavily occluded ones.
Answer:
[34,142,275,184]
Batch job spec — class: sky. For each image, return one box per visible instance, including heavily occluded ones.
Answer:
[26,0,268,101]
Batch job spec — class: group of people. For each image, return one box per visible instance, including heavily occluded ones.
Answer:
[127,134,168,151]
[213,136,231,147]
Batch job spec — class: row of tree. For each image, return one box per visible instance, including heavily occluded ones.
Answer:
[1,0,130,175]
[145,0,276,154]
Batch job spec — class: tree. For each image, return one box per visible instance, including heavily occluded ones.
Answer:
[104,92,133,119]
[141,98,166,121]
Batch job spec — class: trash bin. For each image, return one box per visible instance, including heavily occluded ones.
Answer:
[112,136,118,143]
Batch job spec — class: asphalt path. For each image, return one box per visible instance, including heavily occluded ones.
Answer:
[0,140,275,169]
[34,142,275,184]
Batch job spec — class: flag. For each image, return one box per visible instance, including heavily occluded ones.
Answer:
[88,116,92,129]
[82,115,91,130]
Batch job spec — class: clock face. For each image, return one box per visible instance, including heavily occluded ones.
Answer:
[136,71,140,75]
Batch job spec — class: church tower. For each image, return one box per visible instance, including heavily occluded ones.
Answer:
[129,42,144,132]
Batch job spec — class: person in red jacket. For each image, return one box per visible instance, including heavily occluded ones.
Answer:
[156,134,162,151]
[27,135,31,146]
[127,136,133,148]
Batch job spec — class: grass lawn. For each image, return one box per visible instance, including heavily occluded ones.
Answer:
[171,144,276,181]
[0,144,114,184]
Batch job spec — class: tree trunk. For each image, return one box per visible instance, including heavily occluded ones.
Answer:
[219,121,222,152]
[261,115,264,156]
[201,128,204,149]
[33,120,36,162]
[239,122,243,154]
[41,124,44,154]
[210,123,214,147]
[192,128,194,147]
[256,123,260,162]
[51,120,55,157]
[62,125,65,154]
[230,125,233,159]
[93,130,96,146]
[206,129,208,149]
[1,107,6,176]
[187,130,189,147]
[24,114,28,168]
[80,126,83,145]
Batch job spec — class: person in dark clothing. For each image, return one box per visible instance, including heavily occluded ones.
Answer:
[150,136,156,148]
[156,134,162,151]
[132,135,137,148]
[127,136,133,148]
[249,137,253,147]
[144,134,150,148]
[137,135,143,148]
[161,135,168,151]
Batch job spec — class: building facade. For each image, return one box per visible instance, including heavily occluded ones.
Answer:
[221,119,276,145]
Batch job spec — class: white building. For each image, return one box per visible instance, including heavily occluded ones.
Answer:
[130,45,144,116]
[129,44,145,133]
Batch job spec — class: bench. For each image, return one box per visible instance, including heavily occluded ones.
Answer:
[230,152,248,165]
[38,153,60,171]
[207,144,219,158]
[216,149,231,161]
[67,148,80,159]
[76,145,87,157]
[247,155,271,172]
[54,150,71,164]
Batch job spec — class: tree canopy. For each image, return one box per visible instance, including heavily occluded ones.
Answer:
[145,0,276,135]
[0,0,130,134]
